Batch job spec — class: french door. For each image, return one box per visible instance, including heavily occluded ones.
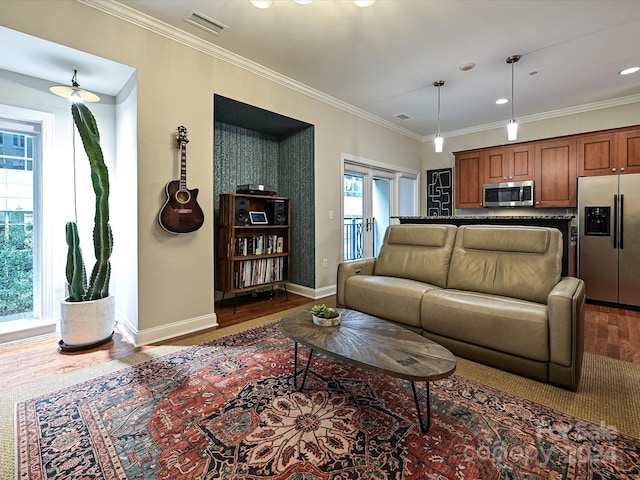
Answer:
[343,163,393,261]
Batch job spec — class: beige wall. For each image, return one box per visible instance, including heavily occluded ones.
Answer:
[0,1,422,344]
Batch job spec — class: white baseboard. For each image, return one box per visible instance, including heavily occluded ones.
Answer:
[213,283,336,302]
[117,311,219,347]
[122,283,337,347]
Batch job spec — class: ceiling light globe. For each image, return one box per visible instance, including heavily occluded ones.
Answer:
[434,135,444,153]
[507,119,518,141]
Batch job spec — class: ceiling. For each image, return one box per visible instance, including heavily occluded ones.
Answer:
[3,1,640,140]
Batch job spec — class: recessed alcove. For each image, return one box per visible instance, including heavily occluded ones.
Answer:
[213,95,315,290]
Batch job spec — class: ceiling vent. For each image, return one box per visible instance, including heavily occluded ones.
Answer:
[395,114,410,120]
[184,11,230,36]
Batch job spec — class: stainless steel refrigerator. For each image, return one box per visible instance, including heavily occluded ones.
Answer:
[578,174,640,307]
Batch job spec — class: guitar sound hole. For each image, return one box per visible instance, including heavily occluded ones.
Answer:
[175,190,191,204]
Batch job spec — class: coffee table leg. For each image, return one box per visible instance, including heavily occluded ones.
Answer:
[293,342,314,391]
[411,381,431,432]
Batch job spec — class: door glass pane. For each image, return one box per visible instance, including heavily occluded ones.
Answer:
[372,177,390,257]
[343,173,364,261]
[0,130,35,322]
[399,176,417,216]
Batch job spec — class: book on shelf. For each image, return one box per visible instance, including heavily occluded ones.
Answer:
[235,235,284,256]
[233,257,285,288]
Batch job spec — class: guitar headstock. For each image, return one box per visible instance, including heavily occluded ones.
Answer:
[176,125,189,146]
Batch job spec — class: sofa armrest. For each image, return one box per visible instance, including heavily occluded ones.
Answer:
[336,258,376,307]
[547,277,586,389]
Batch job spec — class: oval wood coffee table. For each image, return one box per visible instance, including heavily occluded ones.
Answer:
[280,308,456,432]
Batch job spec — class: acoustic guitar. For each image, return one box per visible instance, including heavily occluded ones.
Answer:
[158,126,205,234]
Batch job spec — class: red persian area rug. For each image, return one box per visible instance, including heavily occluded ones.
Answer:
[16,322,640,479]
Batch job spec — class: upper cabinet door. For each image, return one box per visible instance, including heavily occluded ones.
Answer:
[535,139,577,208]
[578,132,618,176]
[455,150,484,209]
[484,145,534,184]
[619,128,640,175]
[483,147,507,184]
[507,144,535,183]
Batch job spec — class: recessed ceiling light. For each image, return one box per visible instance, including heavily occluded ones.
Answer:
[619,66,640,75]
[354,0,376,6]
[459,62,476,72]
[496,98,509,105]
[250,0,273,8]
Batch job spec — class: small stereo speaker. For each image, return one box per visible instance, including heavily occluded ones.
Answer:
[266,199,287,225]
[235,197,250,226]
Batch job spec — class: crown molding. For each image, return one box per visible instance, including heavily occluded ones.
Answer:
[423,93,640,142]
[77,0,423,141]
[78,1,640,145]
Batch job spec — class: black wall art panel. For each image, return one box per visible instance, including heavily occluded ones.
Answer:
[426,168,453,216]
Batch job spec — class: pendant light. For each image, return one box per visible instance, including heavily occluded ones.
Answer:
[433,80,445,153]
[49,70,100,103]
[506,55,520,141]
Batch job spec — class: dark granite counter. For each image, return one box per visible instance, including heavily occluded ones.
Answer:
[395,215,575,276]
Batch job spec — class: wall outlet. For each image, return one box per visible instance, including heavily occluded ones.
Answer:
[322,259,328,268]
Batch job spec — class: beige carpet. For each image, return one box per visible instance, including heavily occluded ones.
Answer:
[2,304,639,478]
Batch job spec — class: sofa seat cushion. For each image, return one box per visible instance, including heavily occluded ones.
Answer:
[344,275,440,328]
[421,289,549,361]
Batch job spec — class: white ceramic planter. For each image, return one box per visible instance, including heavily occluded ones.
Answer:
[60,296,116,349]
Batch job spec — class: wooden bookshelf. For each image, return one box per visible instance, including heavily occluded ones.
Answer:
[218,193,290,298]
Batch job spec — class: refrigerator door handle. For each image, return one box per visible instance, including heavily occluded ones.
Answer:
[614,194,618,249]
[620,194,624,249]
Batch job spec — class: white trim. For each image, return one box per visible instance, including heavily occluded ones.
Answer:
[0,320,56,344]
[119,311,219,347]
[341,152,419,177]
[423,93,640,142]
[78,0,422,141]
[81,1,640,145]
[285,283,335,300]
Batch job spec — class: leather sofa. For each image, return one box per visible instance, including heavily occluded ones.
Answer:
[336,224,586,390]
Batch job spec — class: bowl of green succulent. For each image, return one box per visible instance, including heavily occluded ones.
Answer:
[310,304,342,327]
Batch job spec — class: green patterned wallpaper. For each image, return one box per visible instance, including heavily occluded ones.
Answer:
[214,121,316,289]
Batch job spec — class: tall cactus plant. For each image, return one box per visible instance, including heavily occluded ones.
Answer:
[65,102,113,302]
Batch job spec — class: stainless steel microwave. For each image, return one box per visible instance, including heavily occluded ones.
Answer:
[483,180,534,207]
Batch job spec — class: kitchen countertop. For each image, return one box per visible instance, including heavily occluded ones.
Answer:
[394,215,574,220]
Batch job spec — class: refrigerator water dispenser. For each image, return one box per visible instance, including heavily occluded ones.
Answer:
[584,206,610,236]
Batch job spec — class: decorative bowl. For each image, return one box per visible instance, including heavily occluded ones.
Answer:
[312,312,341,327]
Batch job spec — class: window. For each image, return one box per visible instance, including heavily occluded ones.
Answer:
[0,123,38,325]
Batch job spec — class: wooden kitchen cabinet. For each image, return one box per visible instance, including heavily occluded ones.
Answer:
[577,132,618,176]
[619,128,640,174]
[578,129,640,176]
[534,139,577,207]
[455,150,483,208]
[484,144,534,184]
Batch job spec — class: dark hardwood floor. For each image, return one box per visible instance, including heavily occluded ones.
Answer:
[0,297,638,394]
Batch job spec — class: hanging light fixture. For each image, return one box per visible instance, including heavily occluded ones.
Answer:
[49,70,100,103]
[506,55,520,141]
[433,80,445,153]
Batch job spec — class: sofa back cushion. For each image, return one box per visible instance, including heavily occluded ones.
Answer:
[374,224,457,288]
[447,225,562,304]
